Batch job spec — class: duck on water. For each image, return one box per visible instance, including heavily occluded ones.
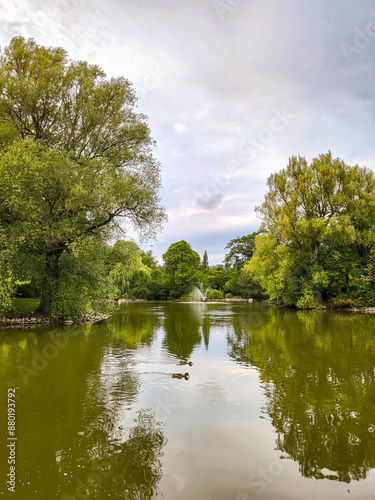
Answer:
[172,373,190,380]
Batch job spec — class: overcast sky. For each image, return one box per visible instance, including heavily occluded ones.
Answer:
[1,0,375,263]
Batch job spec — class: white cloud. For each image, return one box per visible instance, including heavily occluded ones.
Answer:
[174,123,187,133]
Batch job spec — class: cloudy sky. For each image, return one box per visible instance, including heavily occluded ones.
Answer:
[1,0,375,263]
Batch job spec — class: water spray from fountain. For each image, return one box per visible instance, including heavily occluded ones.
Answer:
[191,283,211,301]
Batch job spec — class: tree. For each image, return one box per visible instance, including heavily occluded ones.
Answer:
[107,241,151,299]
[224,233,258,270]
[247,152,375,308]
[146,268,169,300]
[140,250,158,270]
[205,269,227,290]
[0,228,15,315]
[202,250,209,269]
[162,241,200,298]
[222,232,263,298]
[0,38,166,317]
[0,37,153,164]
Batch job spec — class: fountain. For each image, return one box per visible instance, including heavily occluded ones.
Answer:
[191,283,210,301]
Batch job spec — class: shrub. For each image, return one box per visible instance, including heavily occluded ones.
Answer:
[207,289,223,300]
[328,295,357,308]
[180,294,192,302]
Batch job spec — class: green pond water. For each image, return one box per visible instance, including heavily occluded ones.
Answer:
[1,302,375,500]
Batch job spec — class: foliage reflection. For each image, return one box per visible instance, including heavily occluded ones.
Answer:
[228,305,375,482]
[162,303,203,359]
[107,303,161,348]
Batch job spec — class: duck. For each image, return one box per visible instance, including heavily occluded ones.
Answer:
[172,373,190,379]
[177,360,193,366]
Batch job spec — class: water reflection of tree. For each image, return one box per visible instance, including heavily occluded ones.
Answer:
[56,320,166,498]
[59,409,166,499]
[107,304,161,348]
[0,305,168,498]
[228,306,375,482]
[162,303,203,358]
[119,409,166,499]
[0,322,162,499]
[202,314,211,350]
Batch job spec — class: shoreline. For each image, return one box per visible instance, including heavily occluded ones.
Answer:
[341,306,375,314]
[118,297,252,304]
[3,302,375,329]
[0,312,109,328]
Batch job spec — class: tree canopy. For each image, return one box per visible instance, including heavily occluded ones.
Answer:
[246,152,375,308]
[162,240,200,298]
[0,37,151,164]
[0,37,166,317]
[107,240,151,299]
[202,250,209,269]
[224,233,257,270]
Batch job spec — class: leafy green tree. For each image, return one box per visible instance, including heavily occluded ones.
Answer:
[0,38,166,317]
[224,233,258,270]
[210,264,224,271]
[0,229,14,315]
[201,250,209,269]
[247,152,375,308]
[140,250,158,270]
[223,232,263,298]
[108,241,151,299]
[222,232,265,298]
[109,245,160,299]
[197,267,227,291]
[146,268,169,300]
[223,268,262,298]
[50,238,113,318]
[0,37,154,162]
[207,269,227,290]
[162,241,200,298]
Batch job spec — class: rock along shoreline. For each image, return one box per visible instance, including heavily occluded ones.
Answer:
[343,306,375,313]
[0,312,109,328]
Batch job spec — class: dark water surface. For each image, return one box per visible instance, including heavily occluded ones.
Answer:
[1,302,375,499]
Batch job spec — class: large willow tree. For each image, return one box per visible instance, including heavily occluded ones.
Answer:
[246,152,375,308]
[0,37,166,317]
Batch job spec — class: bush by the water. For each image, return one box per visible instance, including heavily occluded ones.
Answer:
[207,289,224,299]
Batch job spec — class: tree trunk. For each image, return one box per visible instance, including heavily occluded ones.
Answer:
[37,250,62,316]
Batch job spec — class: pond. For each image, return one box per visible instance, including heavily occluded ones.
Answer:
[1,302,375,499]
